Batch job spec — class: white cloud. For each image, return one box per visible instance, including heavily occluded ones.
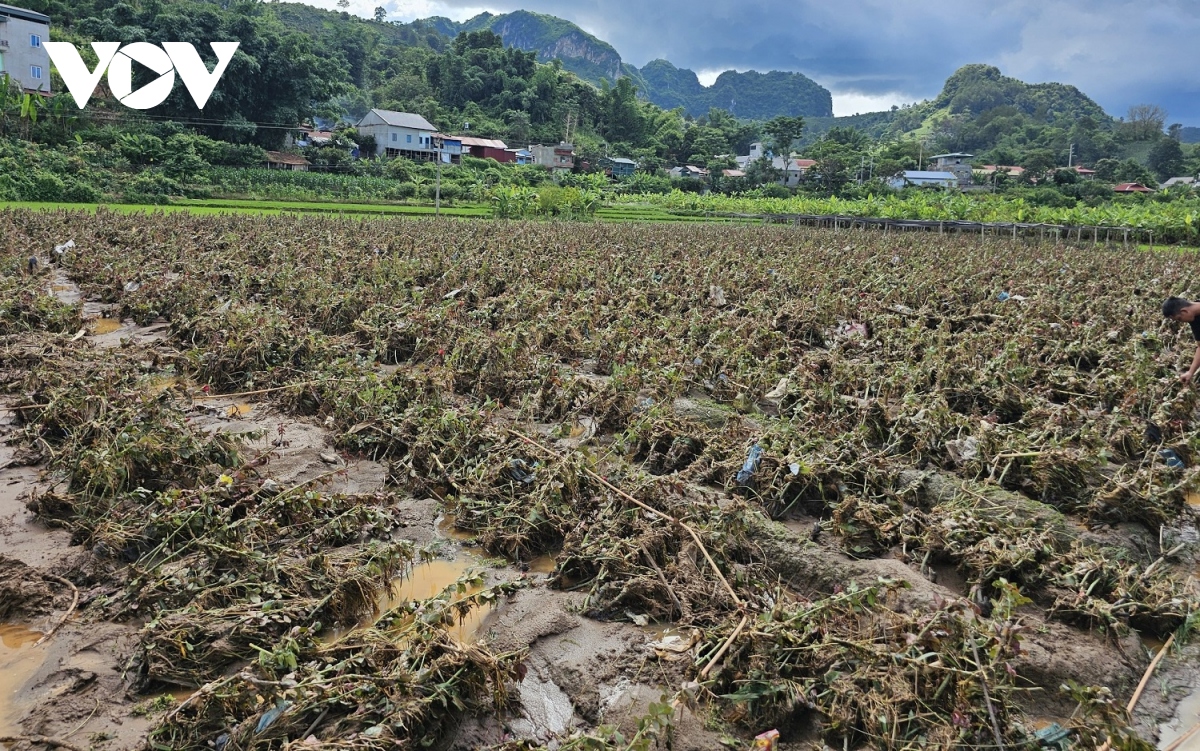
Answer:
[830,90,913,117]
[694,68,729,87]
[302,0,491,23]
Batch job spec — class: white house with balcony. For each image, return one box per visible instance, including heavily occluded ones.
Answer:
[356,108,440,160]
[0,3,51,93]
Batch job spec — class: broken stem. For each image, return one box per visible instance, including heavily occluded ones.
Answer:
[35,575,79,646]
[970,638,1006,751]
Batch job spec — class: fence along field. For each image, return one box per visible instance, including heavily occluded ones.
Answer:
[1,207,1199,750]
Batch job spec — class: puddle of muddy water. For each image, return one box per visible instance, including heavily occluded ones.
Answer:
[437,513,476,543]
[379,558,491,641]
[89,317,124,335]
[0,624,48,736]
[1159,686,1200,750]
[322,553,492,645]
[436,515,556,574]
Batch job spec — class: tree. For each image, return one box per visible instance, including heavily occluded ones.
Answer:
[374,6,387,22]
[1020,149,1056,180]
[1093,158,1121,183]
[337,0,349,8]
[1124,104,1167,141]
[744,156,783,188]
[764,115,804,158]
[1148,137,1185,181]
[1115,158,1158,187]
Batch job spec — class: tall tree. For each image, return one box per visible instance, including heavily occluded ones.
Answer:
[764,115,804,158]
[1125,104,1167,141]
[1148,137,1185,180]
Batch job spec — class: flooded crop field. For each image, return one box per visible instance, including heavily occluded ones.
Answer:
[0,207,1198,750]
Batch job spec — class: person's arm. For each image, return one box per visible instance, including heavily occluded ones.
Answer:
[1184,343,1200,384]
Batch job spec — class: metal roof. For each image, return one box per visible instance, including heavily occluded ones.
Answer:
[606,157,636,165]
[929,153,974,159]
[265,151,310,165]
[900,171,958,180]
[458,136,508,149]
[361,109,436,131]
[0,3,50,24]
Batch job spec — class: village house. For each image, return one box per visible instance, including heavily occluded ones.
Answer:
[431,133,462,164]
[734,144,815,188]
[974,165,1026,178]
[264,151,310,171]
[0,3,51,93]
[669,165,708,180]
[1161,176,1196,189]
[355,109,440,160]
[1113,182,1154,193]
[928,153,974,188]
[458,136,512,162]
[531,143,575,172]
[888,170,959,190]
[601,157,637,179]
[506,148,532,164]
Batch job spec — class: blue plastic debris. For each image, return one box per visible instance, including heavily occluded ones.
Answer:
[255,701,291,733]
[997,291,1011,301]
[1034,722,1072,750]
[736,444,764,486]
[1159,448,1185,469]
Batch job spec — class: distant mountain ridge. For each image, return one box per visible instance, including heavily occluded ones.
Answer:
[427,11,833,119]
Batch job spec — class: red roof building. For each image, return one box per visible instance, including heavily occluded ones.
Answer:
[1113,182,1154,193]
[458,136,513,162]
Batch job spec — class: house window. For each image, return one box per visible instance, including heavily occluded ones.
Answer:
[391,133,396,142]
[30,34,41,48]
[407,134,412,143]
[30,65,42,80]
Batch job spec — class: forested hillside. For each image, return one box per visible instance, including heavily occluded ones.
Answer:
[427,9,832,118]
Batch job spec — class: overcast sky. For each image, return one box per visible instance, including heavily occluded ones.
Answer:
[307,0,1200,124]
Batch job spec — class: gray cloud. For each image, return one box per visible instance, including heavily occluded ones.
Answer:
[318,0,1200,123]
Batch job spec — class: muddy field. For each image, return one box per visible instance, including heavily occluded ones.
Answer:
[1,208,1199,750]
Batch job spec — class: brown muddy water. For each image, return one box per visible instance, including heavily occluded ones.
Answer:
[0,624,47,736]
[88,317,124,335]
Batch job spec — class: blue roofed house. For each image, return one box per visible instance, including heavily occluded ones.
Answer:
[506,148,532,164]
[887,171,960,189]
[601,157,637,178]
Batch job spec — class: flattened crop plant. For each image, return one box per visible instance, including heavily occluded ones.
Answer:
[1,207,1198,750]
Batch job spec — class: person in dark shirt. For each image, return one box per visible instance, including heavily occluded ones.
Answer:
[1162,296,1200,384]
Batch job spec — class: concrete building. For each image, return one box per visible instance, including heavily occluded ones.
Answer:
[0,3,51,93]
[928,153,974,188]
[531,143,574,172]
[355,109,439,160]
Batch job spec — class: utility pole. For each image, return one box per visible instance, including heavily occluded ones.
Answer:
[1067,143,1074,168]
[433,134,443,217]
